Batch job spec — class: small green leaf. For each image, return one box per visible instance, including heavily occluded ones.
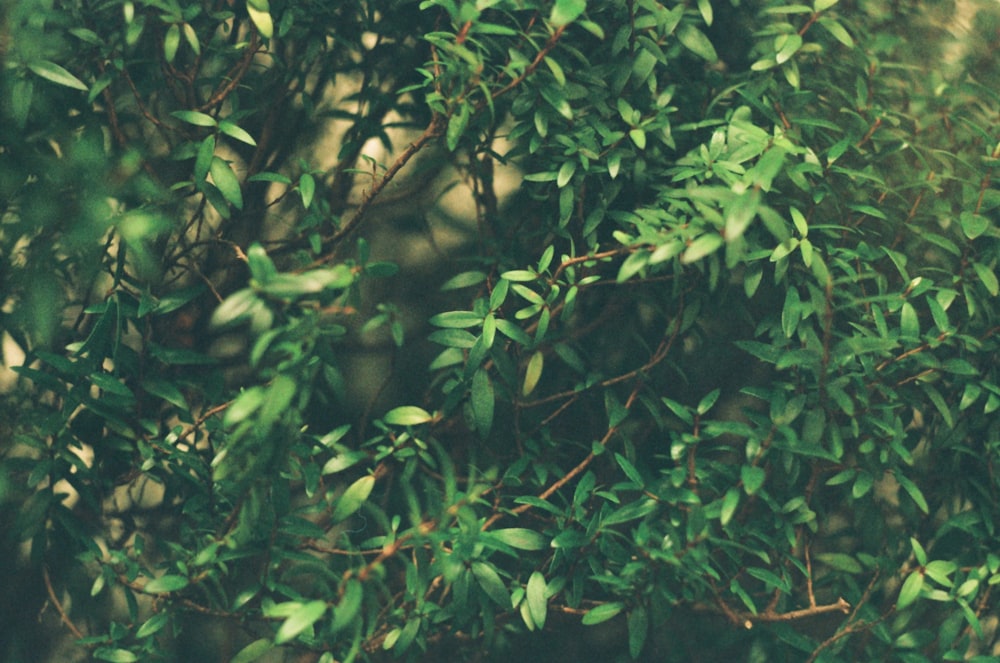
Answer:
[275,600,326,644]
[549,0,586,27]
[195,135,216,183]
[219,120,257,146]
[681,233,723,263]
[471,369,494,438]
[720,487,739,526]
[526,571,547,629]
[430,311,484,328]
[331,475,375,522]
[814,0,840,10]
[628,606,648,659]
[676,24,718,62]
[582,602,624,625]
[384,406,433,426]
[895,473,929,514]
[815,552,863,574]
[522,351,544,397]
[136,613,169,639]
[93,648,139,663]
[164,24,181,62]
[144,574,189,594]
[896,571,924,610]
[447,102,470,152]
[171,110,218,127]
[741,465,766,495]
[472,562,509,606]
[440,271,487,290]
[492,528,547,550]
[247,0,273,38]
[28,60,88,91]
[229,638,273,663]
[615,453,644,487]
[973,262,999,296]
[210,157,244,209]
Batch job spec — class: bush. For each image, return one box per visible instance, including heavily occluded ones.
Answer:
[1,0,999,661]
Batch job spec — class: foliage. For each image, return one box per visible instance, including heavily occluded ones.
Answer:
[1,0,999,661]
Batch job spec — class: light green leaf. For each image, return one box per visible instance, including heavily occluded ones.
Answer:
[472,562,509,606]
[549,0,586,27]
[492,528,547,550]
[229,638,273,663]
[210,157,244,209]
[973,262,999,296]
[331,475,375,522]
[814,0,840,10]
[172,110,218,127]
[93,649,139,663]
[676,24,718,62]
[681,233,723,263]
[522,350,544,397]
[219,120,257,146]
[275,600,326,644]
[384,406,433,426]
[164,24,181,63]
[582,602,623,625]
[526,571,547,629]
[28,60,88,91]
[144,574,189,594]
[247,0,273,38]
[430,311,484,328]
[896,571,923,610]
[741,465,766,495]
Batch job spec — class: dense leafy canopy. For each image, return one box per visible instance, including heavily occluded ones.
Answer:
[1,0,999,661]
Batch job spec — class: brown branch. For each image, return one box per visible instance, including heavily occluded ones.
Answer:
[195,31,261,112]
[311,115,447,265]
[43,565,84,639]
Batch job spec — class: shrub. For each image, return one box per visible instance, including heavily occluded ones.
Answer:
[1,0,998,661]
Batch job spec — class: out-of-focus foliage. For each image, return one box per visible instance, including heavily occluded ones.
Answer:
[1,0,999,661]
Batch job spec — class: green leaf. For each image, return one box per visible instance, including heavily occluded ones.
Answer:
[164,24,181,63]
[332,579,363,632]
[628,606,648,659]
[897,571,924,610]
[522,351,544,397]
[136,612,169,639]
[582,602,624,625]
[447,102,470,151]
[676,24,718,62]
[331,475,375,522]
[720,487,739,527]
[471,369,494,438]
[814,0,840,10]
[195,135,216,183]
[144,574,189,594]
[275,600,326,644]
[219,120,257,146]
[247,0,273,38]
[973,262,999,296]
[28,60,88,91]
[384,406,433,426]
[696,388,721,415]
[526,571,547,629]
[430,311,484,328]
[93,649,139,663]
[492,528,547,550]
[440,271,487,290]
[895,473,929,514]
[614,453,644,487]
[741,465,765,495]
[681,233,723,263]
[549,0,586,27]
[229,638,273,663]
[210,157,244,209]
[472,562,509,606]
[428,328,478,348]
[815,552,863,574]
[171,110,218,127]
